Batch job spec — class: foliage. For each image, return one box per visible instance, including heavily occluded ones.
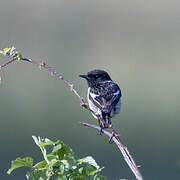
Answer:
[0,46,22,60]
[7,136,107,180]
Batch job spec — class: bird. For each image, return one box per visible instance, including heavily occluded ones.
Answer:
[79,70,122,142]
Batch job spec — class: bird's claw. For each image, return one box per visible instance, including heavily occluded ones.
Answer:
[109,132,115,144]
[98,126,103,135]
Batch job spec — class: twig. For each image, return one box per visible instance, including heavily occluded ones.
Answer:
[22,58,87,106]
[0,55,143,180]
[0,56,17,69]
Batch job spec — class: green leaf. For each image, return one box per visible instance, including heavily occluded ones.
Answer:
[49,159,59,167]
[0,47,16,56]
[7,157,33,174]
[32,136,40,146]
[3,48,11,55]
[0,50,4,55]
[33,160,47,169]
[32,135,55,147]
[47,154,57,161]
[88,167,104,176]
[57,145,69,160]
[79,156,100,169]
[8,136,108,179]
[39,140,54,147]
[26,169,48,180]
[52,144,62,152]
[17,53,22,60]
[79,167,84,174]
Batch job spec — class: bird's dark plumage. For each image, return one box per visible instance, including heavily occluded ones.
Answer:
[80,70,122,129]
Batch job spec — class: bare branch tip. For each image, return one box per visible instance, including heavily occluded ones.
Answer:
[80,122,88,127]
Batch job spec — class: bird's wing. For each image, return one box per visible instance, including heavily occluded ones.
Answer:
[90,82,121,113]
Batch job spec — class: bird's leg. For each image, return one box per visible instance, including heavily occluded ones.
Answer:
[98,125,104,135]
[97,118,104,135]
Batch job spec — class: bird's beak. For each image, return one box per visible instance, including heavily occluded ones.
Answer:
[79,74,88,80]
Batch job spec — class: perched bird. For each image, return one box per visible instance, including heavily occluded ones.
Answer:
[80,70,122,139]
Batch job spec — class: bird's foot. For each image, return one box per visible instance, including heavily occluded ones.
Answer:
[98,126,103,135]
[109,131,115,144]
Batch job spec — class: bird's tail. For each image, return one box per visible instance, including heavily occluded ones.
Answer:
[102,113,111,128]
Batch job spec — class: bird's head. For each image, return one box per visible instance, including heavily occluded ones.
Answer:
[79,69,111,87]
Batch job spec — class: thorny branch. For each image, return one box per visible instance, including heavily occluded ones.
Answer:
[0,54,143,180]
[81,122,143,180]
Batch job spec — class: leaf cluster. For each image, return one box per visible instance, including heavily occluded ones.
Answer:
[7,136,107,180]
[0,46,22,60]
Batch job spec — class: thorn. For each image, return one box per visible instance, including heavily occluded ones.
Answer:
[38,61,46,70]
[42,61,46,67]
[0,76,2,84]
[137,165,141,168]
[69,84,73,91]
[80,102,88,108]
[113,132,120,138]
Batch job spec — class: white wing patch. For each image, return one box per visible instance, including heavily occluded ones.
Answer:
[88,88,98,99]
[114,89,120,96]
[87,88,102,119]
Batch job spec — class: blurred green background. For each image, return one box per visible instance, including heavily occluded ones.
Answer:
[0,0,180,179]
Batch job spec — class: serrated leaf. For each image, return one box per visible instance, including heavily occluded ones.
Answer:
[7,157,33,174]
